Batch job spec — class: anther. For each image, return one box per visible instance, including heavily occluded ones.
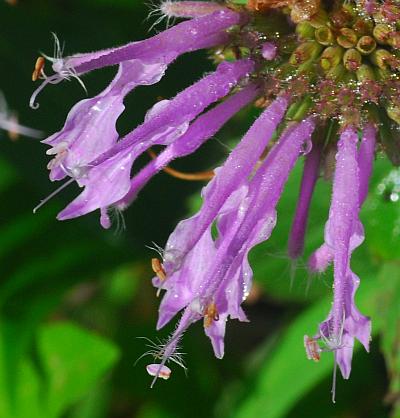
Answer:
[304,335,321,362]
[151,258,166,281]
[32,57,46,82]
[203,301,219,328]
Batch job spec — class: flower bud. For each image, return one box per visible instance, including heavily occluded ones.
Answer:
[296,21,315,40]
[373,23,392,44]
[388,32,400,49]
[320,46,343,71]
[371,48,399,70]
[356,35,377,55]
[337,28,358,49]
[315,26,334,45]
[330,8,353,28]
[289,41,322,65]
[356,64,376,81]
[308,9,329,28]
[327,63,346,80]
[353,18,374,36]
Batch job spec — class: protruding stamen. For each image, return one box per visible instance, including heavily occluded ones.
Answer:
[33,177,75,214]
[332,352,338,403]
[32,56,46,82]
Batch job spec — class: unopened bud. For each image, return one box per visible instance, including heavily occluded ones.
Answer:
[373,23,392,44]
[289,41,322,65]
[308,9,329,28]
[343,48,362,72]
[356,35,377,55]
[320,46,343,71]
[388,32,400,49]
[330,8,353,28]
[375,67,391,80]
[356,64,376,81]
[296,21,315,40]
[353,18,374,36]
[315,26,334,45]
[371,48,399,70]
[327,63,346,80]
[337,28,358,48]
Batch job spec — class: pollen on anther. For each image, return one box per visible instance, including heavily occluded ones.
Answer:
[32,57,46,82]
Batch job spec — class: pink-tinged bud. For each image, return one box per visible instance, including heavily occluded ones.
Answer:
[160,1,228,18]
[261,42,278,61]
[146,364,171,380]
[308,244,333,273]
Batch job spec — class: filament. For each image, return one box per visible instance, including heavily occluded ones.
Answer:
[147,149,215,181]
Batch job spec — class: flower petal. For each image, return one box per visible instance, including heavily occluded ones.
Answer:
[163,95,289,273]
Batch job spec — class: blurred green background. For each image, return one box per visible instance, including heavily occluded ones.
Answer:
[0,1,399,417]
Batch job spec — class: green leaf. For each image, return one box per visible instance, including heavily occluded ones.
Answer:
[0,320,44,418]
[362,163,400,261]
[14,360,42,418]
[231,268,381,418]
[37,322,120,418]
[373,263,400,415]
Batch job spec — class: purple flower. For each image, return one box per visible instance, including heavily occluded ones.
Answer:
[305,125,376,402]
[161,95,289,274]
[261,42,278,61]
[30,8,243,109]
[55,59,254,226]
[148,117,315,383]
[288,140,323,260]
[116,84,260,209]
[31,0,398,395]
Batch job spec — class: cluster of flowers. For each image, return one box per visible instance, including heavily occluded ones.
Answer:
[30,0,400,400]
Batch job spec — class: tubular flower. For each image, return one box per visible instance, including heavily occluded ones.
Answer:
[31,0,400,396]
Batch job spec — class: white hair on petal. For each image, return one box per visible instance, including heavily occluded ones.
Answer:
[145,0,177,32]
